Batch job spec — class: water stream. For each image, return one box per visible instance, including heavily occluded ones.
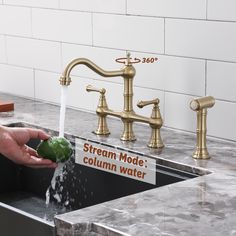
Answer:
[59,85,68,138]
[45,85,69,208]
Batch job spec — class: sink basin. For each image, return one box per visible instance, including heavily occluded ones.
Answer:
[0,122,207,236]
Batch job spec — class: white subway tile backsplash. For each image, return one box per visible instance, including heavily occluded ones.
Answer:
[60,0,126,14]
[35,70,61,104]
[207,61,236,102]
[0,35,6,63]
[208,100,236,141]
[163,56,205,96]
[129,52,165,90]
[130,52,205,95]
[4,0,59,8]
[0,6,31,37]
[166,19,236,62]
[0,0,235,142]
[6,37,61,72]
[62,43,125,81]
[208,0,236,21]
[32,9,92,45]
[93,14,164,53]
[164,92,196,132]
[67,75,97,111]
[0,64,34,97]
[127,0,206,19]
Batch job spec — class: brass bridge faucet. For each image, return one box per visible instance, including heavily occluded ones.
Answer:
[60,53,164,149]
[190,96,215,159]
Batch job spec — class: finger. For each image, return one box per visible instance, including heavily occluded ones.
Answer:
[26,128,50,140]
[25,145,52,161]
[26,155,56,165]
[26,158,58,168]
[25,163,58,169]
[25,145,39,157]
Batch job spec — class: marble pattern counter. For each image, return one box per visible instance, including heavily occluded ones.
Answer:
[0,93,235,236]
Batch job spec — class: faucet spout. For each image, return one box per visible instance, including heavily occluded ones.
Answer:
[59,58,135,86]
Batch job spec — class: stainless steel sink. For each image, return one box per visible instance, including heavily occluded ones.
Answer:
[0,122,207,236]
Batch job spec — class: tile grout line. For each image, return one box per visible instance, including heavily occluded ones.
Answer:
[205,60,208,96]
[33,68,36,100]
[30,7,33,37]
[163,91,166,124]
[91,13,94,47]
[2,4,236,24]
[206,0,208,20]
[4,34,8,63]
[60,42,63,72]
[164,18,166,54]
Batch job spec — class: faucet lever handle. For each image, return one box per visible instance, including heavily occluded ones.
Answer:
[137,98,164,149]
[137,98,159,108]
[86,84,110,136]
[86,85,106,95]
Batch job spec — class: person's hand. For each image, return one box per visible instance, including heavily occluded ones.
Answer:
[0,126,57,168]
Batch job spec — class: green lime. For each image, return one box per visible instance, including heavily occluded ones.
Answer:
[36,136,73,163]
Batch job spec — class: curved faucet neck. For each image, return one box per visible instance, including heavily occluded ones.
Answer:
[60,58,134,86]
[59,56,136,113]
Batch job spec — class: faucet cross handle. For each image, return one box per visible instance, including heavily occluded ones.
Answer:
[86,85,110,135]
[125,52,132,66]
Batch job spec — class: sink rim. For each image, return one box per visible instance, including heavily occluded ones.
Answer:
[4,121,211,177]
[0,201,55,226]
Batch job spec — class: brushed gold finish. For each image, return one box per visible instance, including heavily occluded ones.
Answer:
[86,85,106,95]
[190,96,215,111]
[60,57,133,86]
[190,96,215,159]
[60,52,164,148]
[86,85,110,135]
[137,98,159,108]
[137,99,164,148]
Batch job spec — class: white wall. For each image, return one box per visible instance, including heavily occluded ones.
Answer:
[0,0,236,141]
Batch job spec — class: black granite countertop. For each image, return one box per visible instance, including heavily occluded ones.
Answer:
[0,93,235,236]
